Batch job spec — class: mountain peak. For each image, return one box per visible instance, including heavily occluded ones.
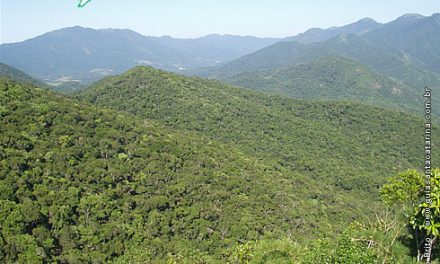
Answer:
[61,25,90,31]
[49,26,97,36]
[396,13,425,21]
[356,17,378,24]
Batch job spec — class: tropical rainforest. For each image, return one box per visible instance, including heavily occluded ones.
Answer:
[1,11,440,264]
[0,64,438,263]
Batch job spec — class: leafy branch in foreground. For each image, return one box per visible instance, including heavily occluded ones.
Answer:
[381,169,440,261]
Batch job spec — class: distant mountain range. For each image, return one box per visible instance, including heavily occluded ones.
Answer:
[203,13,440,76]
[0,28,281,84]
[199,13,440,115]
[2,13,438,87]
[1,12,439,118]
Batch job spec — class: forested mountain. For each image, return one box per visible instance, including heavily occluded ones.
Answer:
[284,17,381,44]
[2,13,437,93]
[205,13,439,77]
[0,77,315,262]
[0,63,47,87]
[76,67,439,262]
[79,66,432,197]
[363,13,440,73]
[200,13,440,116]
[0,27,191,83]
[0,27,280,85]
[203,29,440,92]
[2,10,439,262]
[2,65,438,262]
[201,35,440,111]
[219,56,422,113]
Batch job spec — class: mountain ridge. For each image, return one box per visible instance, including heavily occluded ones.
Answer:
[0,27,282,84]
[218,56,422,113]
[199,13,440,116]
[284,17,382,44]
[2,12,437,87]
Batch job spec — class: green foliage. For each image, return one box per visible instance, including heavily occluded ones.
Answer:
[381,170,424,210]
[75,67,438,262]
[381,169,440,261]
[0,78,309,262]
[2,66,437,262]
[227,242,255,264]
[302,232,377,263]
[411,169,440,238]
[203,28,440,114]
[79,66,434,205]
[0,63,47,88]
[222,56,421,115]
[226,239,302,264]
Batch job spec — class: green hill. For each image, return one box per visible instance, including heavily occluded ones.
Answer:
[0,63,48,87]
[201,33,440,116]
[2,66,436,262]
[201,14,440,94]
[204,33,440,91]
[219,56,422,113]
[0,77,318,262]
[79,66,433,197]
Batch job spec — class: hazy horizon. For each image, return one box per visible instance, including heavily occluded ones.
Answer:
[1,0,439,44]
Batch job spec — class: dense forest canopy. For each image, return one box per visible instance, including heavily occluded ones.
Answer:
[217,56,422,114]
[0,78,313,262]
[79,66,431,190]
[1,11,439,263]
[2,71,437,262]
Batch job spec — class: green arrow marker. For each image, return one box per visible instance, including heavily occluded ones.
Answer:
[78,0,93,8]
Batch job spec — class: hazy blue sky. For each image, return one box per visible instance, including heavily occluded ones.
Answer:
[1,0,439,43]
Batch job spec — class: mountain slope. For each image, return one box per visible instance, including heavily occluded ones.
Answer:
[285,17,381,44]
[79,66,434,196]
[0,26,191,83]
[0,63,47,87]
[220,56,421,112]
[151,34,281,64]
[0,27,281,85]
[202,32,440,116]
[202,13,440,95]
[363,13,440,73]
[2,68,436,262]
[0,77,321,262]
[206,33,440,87]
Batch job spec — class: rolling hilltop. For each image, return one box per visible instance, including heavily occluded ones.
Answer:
[0,77,311,262]
[78,66,430,193]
